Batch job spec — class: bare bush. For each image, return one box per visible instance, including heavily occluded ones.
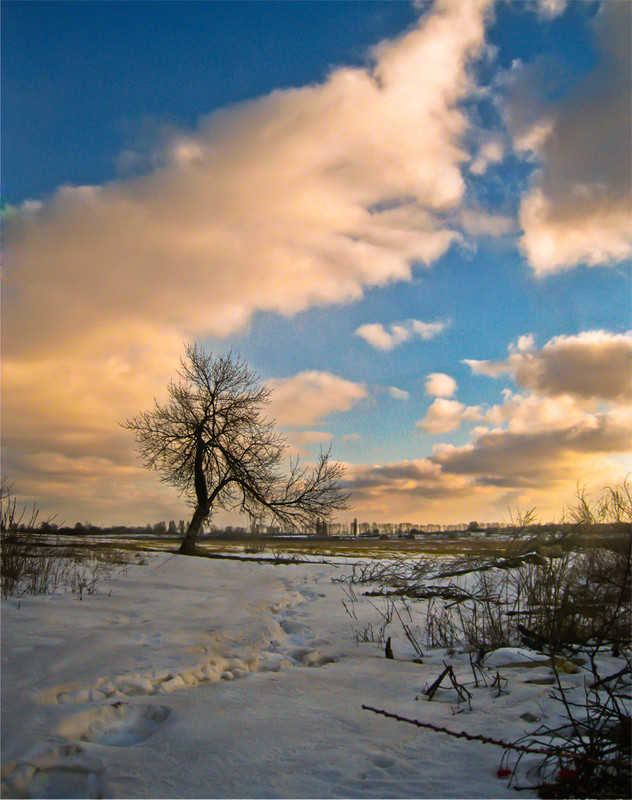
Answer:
[1,484,123,599]
[1,482,55,597]
[353,480,631,799]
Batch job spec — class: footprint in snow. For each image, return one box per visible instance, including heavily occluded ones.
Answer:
[0,743,106,799]
[369,753,398,769]
[288,647,336,667]
[58,702,171,747]
[279,618,311,636]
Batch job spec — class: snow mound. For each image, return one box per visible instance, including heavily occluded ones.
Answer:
[485,648,550,668]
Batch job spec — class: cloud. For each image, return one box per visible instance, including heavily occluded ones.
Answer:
[342,398,630,520]
[345,326,632,522]
[3,0,491,523]
[265,372,368,428]
[389,387,410,401]
[425,372,457,397]
[433,405,632,489]
[483,392,592,434]
[533,0,568,20]
[284,430,334,459]
[418,398,482,434]
[355,319,448,351]
[429,347,631,493]
[469,138,504,175]
[5,0,490,360]
[417,329,632,500]
[458,209,515,237]
[343,459,473,503]
[505,2,632,273]
[341,458,509,523]
[465,331,632,404]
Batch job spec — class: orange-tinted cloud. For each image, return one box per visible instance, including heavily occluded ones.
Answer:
[3,0,491,521]
[266,372,368,428]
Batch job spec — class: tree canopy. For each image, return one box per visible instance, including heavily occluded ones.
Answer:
[123,345,349,554]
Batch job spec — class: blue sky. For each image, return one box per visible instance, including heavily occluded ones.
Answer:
[3,0,631,527]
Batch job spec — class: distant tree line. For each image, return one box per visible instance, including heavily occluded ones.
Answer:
[29,520,188,537]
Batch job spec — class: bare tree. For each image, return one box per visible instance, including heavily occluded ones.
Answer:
[123,345,349,554]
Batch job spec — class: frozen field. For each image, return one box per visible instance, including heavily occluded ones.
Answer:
[1,551,622,798]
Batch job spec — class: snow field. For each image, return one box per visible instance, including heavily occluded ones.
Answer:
[3,550,623,798]
[1,555,345,798]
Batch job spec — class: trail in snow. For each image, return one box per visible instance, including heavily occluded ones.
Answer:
[2,550,605,798]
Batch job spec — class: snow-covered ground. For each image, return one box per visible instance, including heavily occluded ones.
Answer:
[1,551,618,798]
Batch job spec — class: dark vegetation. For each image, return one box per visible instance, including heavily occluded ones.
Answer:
[342,480,631,799]
[1,483,132,599]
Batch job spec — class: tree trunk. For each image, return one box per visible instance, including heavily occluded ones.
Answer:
[178,506,207,555]
[179,429,210,555]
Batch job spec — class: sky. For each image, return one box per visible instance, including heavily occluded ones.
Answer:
[3,0,631,529]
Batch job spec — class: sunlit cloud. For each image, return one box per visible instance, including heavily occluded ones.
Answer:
[355,319,448,351]
[418,398,482,434]
[425,372,457,397]
[284,430,335,459]
[266,372,368,428]
[5,0,490,359]
[457,208,515,237]
[3,0,491,522]
[533,0,568,20]
[4,0,629,529]
[469,138,504,175]
[433,406,632,489]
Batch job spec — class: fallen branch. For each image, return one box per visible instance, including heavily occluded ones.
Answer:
[423,663,472,703]
[361,705,630,769]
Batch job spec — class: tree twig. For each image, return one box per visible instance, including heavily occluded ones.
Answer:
[361,705,630,768]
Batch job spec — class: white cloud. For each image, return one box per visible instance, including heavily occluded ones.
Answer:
[469,138,504,175]
[425,372,457,397]
[505,2,632,273]
[266,372,368,428]
[389,387,410,401]
[418,398,482,434]
[355,319,447,351]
